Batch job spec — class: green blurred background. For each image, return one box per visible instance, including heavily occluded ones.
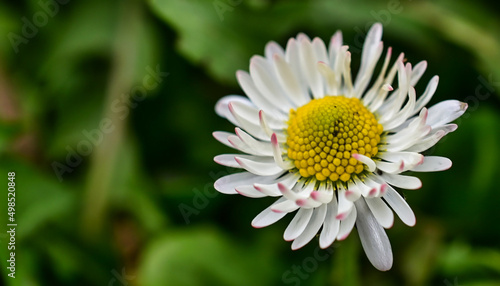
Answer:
[1,0,500,285]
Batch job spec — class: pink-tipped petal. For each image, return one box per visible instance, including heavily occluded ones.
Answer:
[271,199,300,213]
[336,206,357,240]
[383,186,416,226]
[319,196,340,249]
[235,185,268,198]
[284,208,314,241]
[291,204,327,250]
[271,133,294,170]
[410,156,452,172]
[252,198,288,228]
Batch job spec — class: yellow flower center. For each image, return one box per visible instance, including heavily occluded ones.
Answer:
[286,96,383,182]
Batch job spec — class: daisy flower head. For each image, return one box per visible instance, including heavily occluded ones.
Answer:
[212,23,467,271]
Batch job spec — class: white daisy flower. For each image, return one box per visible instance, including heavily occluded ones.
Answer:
[212,23,467,271]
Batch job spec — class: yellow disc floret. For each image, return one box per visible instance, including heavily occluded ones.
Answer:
[287,95,383,182]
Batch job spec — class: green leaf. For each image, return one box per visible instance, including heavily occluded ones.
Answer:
[147,0,309,84]
[137,227,276,286]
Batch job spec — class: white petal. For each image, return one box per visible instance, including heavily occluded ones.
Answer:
[409,60,427,86]
[381,86,416,130]
[236,71,282,115]
[328,31,343,67]
[352,153,376,172]
[298,36,324,98]
[295,181,316,197]
[377,61,409,120]
[319,195,340,249]
[250,56,292,112]
[213,131,234,149]
[259,110,287,143]
[363,176,388,198]
[368,53,405,112]
[404,130,446,153]
[265,41,285,60]
[410,156,452,172]
[214,154,245,168]
[295,197,323,209]
[214,172,276,194]
[379,150,423,171]
[354,198,393,271]
[410,76,439,117]
[285,38,307,94]
[234,128,273,156]
[379,151,423,165]
[284,208,314,241]
[271,199,300,213]
[376,160,405,174]
[228,102,270,141]
[215,95,253,126]
[311,184,334,204]
[235,156,284,176]
[272,54,308,106]
[317,61,337,95]
[431,123,458,134]
[312,37,329,64]
[380,173,422,190]
[353,177,372,197]
[235,185,268,198]
[342,51,354,97]
[278,183,304,201]
[254,173,299,197]
[271,133,294,170]
[231,101,285,129]
[227,135,260,156]
[384,119,432,153]
[426,100,468,128]
[386,107,429,140]
[364,197,394,229]
[383,186,416,226]
[355,41,383,98]
[291,204,327,250]
[355,23,383,96]
[345,182,362,202]
[252,197,288,228]
[331,46,348,95]
[336,186,354,219]
[363,47,393,105]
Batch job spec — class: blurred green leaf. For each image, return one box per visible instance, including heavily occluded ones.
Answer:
[147,0,309,84]
[2,0,500,285]
[439,240,500,282]
[0,5,19,60]
[138,227,277,286]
